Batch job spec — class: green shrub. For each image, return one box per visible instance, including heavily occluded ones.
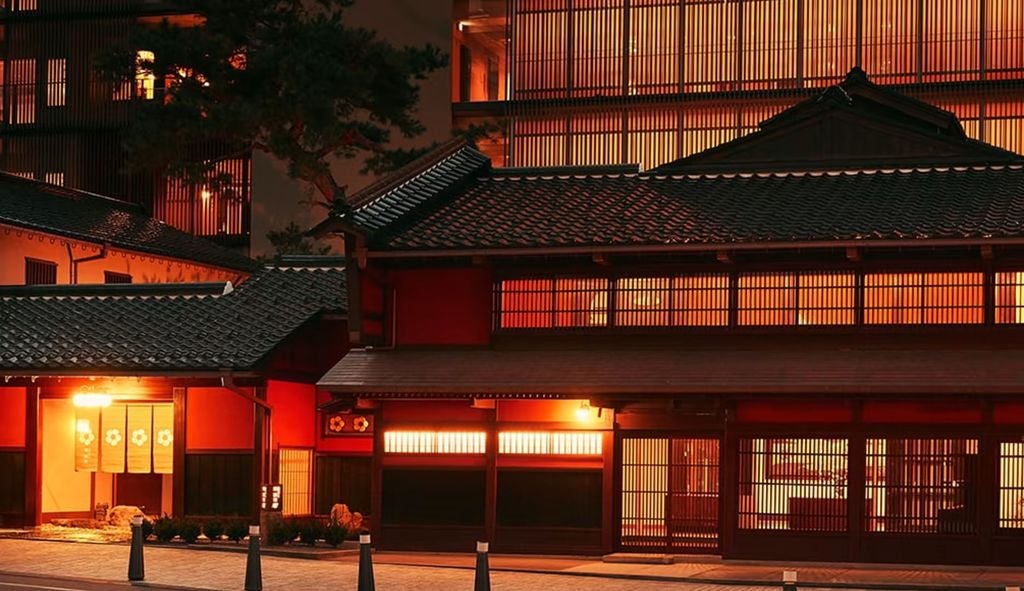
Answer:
[226,520,248,543]
[323,523,346,548]
[153,515,177,543]
[177,519,201,544]
[141,518,154,540]
[203,520,225,541]
[266,518,295,546]
[296,519,325,547]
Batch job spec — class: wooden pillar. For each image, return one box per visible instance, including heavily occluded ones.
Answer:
[484,408,498,545]
[601,427,615,554]
[719,400,738,557]
[371,405,384,544]
[252,386,267,522]
[979,399,995,562]
[847,400,866,562]
[24,386,40,527]
[172,387,186,517]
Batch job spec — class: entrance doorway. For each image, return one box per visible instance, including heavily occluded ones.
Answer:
[619,436,721,553]
[115,474,163,515]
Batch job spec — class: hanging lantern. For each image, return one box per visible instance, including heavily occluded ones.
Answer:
[126,405,152,473]
[100,404,127,473]
[152,403,174,474]
[74,408,99,472]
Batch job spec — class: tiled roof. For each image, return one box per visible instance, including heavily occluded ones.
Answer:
[0,259,346,373]
[0,173,258,272]
[319,347,1024,396]
[367,163,1024,251]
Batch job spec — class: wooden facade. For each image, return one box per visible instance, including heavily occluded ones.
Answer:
[0,0,252,249]
[453,0,1024,168]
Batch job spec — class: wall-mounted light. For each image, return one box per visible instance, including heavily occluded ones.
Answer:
[73,393,112,408]
[575,401,592,422]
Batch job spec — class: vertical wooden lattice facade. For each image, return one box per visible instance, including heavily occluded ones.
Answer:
[453,0,1024,168]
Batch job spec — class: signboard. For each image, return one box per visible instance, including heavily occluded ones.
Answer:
[261,483,283,511]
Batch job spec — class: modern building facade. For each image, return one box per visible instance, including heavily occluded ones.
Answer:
[0,0,252,249]
[314,71,1024,565]
[453,0,1024,169]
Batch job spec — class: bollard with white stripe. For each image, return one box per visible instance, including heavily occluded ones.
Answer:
[244,525,262,591]
[128,515,145,581]
[474,541,491,591]
[782,570,797,591]
[358,534,376,591]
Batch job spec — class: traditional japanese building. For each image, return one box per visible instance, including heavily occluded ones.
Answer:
[0,258,363,529]
[314,70,1024,565]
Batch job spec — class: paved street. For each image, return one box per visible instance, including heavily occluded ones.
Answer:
[0,572,182,591]
[0,539,1021,591]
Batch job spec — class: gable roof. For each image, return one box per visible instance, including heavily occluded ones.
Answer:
[0,173,258,272]
[656,68,1022,174]
[0,257,346,373]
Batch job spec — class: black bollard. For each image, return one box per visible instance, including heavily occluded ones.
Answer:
[473,541,491,591]
[358,534,376,591]
[782,570,797,591]
[128,515,145,581]
[244,525,263,591]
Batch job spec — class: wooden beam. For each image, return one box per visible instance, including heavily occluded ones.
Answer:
[252,386,267,523]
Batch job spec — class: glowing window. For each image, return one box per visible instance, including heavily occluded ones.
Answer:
[995,272,1024,324]
[498,431,603,455]
[738,272,855,326]
[279,448,312,515]
[384,431,487,454]
[864,272,984,325]
[46,59,66,107]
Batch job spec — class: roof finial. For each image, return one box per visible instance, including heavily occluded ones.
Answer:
[845,66,869,84]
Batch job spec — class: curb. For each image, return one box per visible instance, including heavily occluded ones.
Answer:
[377,561,1015,591]
[0,569,212,591]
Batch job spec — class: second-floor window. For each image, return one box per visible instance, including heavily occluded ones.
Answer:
[10,59,36,125]
[104,271,132,284]
[46,59,67,107]
[494,269,1010,330]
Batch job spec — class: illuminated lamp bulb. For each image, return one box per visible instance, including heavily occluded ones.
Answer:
[575,401,592,422]
[200,188,211,202]
[76,419,92,434]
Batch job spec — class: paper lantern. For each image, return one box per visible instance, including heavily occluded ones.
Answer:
[126,405,152,473]
[100,404,127,473]
[152,403,174,474]
[74,407,99,472]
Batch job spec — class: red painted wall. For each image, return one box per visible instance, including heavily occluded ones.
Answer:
[735,400,852,423]
[0,387,27,448]
[314,391,374,453]
[862,401,982,423]
[383,400,492,424]
[268,381,315,448]
[388,267,492,346]
[186,387,255,450]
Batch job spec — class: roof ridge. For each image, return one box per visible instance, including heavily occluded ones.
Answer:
[642,163,1023,181]
[0,171,144,213]
[0,282,233,299]
[349,137,475,209]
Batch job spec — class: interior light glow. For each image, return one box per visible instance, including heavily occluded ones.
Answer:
[575,401,592,422]
[73,393,112,408]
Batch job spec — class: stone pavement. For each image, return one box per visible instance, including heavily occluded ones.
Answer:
[1,538,1023,591]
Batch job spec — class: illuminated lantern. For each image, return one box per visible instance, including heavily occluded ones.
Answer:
[152,404,174,474]
[100,404,127,473]
[74,408,99,472]
[126,405,152,473]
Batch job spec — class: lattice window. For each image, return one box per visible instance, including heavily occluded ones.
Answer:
[24,258,57,285]
[683,0,737,92]
[512,0,568,99]
[383,431,487,454]
[279,448,313,516]
[738,272,855,326]
[10,59,37,125]
[999,442,1024,529]
[922,0,981,82]
[862,0,918,84]
[498,431,602,455]
[738,438,849,531]
[865,438,979,533]
[803,0,858,82]
[741,0,798,89]
[571,0,624,98]
[986,0,1024,78]
[46,59,67,107]
[628,0,680,95]
[104,271,133,284]
[863,272,984,325]
[996,271,1024,323]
